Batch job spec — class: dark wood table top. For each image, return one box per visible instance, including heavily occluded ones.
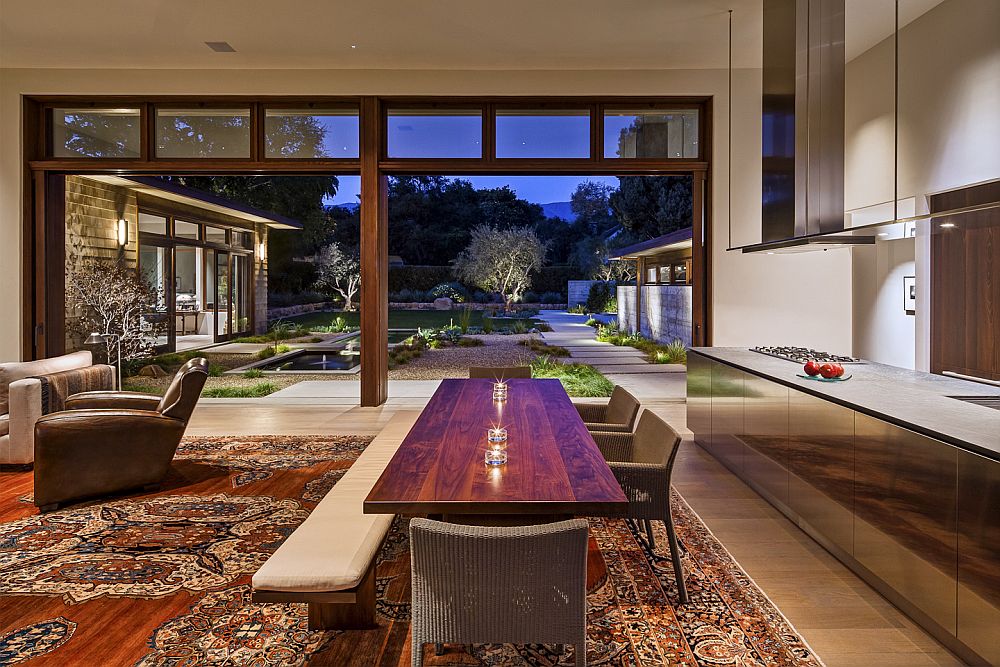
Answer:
[364,378,627,516]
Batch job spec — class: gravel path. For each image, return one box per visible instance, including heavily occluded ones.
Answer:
[388,334,538,380]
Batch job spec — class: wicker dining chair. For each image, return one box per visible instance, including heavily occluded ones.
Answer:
[468,366,532,380]
[573,385,640,433]
[409,518,589,666]
[591,409,688,603]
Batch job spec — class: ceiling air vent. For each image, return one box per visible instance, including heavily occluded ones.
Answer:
[205,41,236,53]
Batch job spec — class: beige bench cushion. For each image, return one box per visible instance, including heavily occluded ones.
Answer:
[252,413,417,594]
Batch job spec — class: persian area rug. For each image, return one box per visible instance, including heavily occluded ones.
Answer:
[0,435,825,667]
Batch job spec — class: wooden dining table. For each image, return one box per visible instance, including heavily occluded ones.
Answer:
[364,378,627,519]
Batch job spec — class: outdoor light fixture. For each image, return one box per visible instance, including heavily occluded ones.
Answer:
[940,222,956,228]
[84,332,122,389]
[258,240,267,262]
[116,218,128,247]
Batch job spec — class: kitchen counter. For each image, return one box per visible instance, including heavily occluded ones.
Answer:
[691,347,1000,460]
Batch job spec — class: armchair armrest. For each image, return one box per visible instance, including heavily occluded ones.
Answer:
[574,402,607,424]
[590,431,635,463]
[66,391,162,412]
[6,378,43,464]
[585,421,632,433]
[607,461,669,513]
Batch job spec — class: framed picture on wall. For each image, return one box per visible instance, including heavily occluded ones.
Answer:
[903,276,916,315]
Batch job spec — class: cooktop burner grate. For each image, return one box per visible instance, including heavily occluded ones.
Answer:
[751,346,863,364]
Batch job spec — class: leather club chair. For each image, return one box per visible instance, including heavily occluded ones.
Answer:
[32,358,209,511]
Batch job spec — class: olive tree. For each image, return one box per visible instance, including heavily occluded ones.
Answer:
[314,242,361,311]
[66,259,164,364]
[454,225,548,310]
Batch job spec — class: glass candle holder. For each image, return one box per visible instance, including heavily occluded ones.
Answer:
[492,381,509,402]
[485,427,508,466]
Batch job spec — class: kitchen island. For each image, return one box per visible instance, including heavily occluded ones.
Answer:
[688,348,999,665]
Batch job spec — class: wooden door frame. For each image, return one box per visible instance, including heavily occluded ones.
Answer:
[24,94,714,406]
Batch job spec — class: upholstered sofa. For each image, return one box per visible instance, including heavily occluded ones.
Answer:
[0,351,114,465]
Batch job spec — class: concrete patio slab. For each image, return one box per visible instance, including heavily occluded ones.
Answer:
[266,379,443,400]
[590,363,686,374]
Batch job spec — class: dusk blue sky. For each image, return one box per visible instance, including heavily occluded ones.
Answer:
[322,111,655,207]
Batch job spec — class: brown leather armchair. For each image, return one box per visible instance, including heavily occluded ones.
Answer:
[33,358,209,511]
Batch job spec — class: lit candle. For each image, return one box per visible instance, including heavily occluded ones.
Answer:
[485,427,508,465]
[492,381,509,402]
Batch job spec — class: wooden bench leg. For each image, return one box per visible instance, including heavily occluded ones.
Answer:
[307,562,377,631]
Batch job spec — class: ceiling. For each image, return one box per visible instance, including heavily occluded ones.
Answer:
[0,0,763,70]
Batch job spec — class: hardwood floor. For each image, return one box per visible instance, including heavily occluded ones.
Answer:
[187,398,965,666]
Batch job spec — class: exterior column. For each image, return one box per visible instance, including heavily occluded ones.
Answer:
[635,257,644,336]
[360,97,388,406]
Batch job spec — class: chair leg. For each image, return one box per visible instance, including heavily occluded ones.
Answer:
[643,519,656,549]
[663,510,688,604]
[37,503,59,513]
[434,643,444,656]
[576,635,588,667]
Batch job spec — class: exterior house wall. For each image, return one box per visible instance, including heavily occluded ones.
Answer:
[64,175,138,351]
[617,284,692,347]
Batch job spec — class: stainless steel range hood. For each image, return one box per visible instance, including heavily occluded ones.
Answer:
[741,234,874,254]
[752,0,847,253]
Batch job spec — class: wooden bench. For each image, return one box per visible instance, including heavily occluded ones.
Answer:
[251,412,417,630]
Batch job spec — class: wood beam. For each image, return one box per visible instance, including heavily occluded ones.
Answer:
[360,97,388,406]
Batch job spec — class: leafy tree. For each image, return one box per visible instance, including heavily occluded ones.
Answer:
[314,242,361,311]
[454,225,548,310]
[66,259,165,364]
[570,181,615,234]
[610,176,693,239]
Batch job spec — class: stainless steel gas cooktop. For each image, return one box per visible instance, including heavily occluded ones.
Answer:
[750,346,862,364]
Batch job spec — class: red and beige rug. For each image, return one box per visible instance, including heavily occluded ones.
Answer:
[0,435,824,666]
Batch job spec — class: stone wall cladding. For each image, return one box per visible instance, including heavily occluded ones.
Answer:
[567,280,608,308]
[616,284,691,347]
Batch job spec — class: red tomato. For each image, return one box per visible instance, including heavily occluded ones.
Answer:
[819,363,838,379]
[803,360,822,376]
[833,363,845,378]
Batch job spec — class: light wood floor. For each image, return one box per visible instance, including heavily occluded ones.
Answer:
[187,399,965,667]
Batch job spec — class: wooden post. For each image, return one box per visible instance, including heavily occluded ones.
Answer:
[360,97,388,406]
[635,257,644,336]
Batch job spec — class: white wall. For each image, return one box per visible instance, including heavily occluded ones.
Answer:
[845,0,1000,366]
[852,240,916,368]
[0,66,854,360]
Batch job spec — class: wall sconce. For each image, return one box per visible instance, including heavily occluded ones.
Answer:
[116,218,128,247]
[257,239,267,263]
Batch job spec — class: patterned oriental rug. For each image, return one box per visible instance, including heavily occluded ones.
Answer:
[0,435,825,667]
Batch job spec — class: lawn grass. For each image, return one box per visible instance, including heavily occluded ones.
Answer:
[595,325,687,364]
[519,338,570,357]
[202,382,278,398]
[530,356,614,397]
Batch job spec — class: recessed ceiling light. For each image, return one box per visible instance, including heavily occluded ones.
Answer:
[877,232,889,236]
[940,222,956,228]
[351,44,357,49]
[205,41,236,52]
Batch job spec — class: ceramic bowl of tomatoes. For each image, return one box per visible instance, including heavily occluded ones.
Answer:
[798,360,852,382]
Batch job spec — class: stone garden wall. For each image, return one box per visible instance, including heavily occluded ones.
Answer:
[617,284,692,347]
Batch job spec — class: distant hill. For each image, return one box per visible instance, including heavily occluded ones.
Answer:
[541,201,574,220]
[331,202,359,212]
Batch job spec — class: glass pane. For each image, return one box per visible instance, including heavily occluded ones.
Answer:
[216,253,230,336]
[604,109,699,159]
[174,221,200,240]
[232,255,250,333]
[646,267,658,284]
[387,109,481,158]
[204,225,227,245]
[139,244,169,348]
[52,107,141,158]
[155,107,251,158]
[674,263,688,283]
[174,247,202,346]
[234,231,253,249]
[204,249,217,335]
[496,109,590,158]
[265,108,360,158]
[138,212,168,236]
